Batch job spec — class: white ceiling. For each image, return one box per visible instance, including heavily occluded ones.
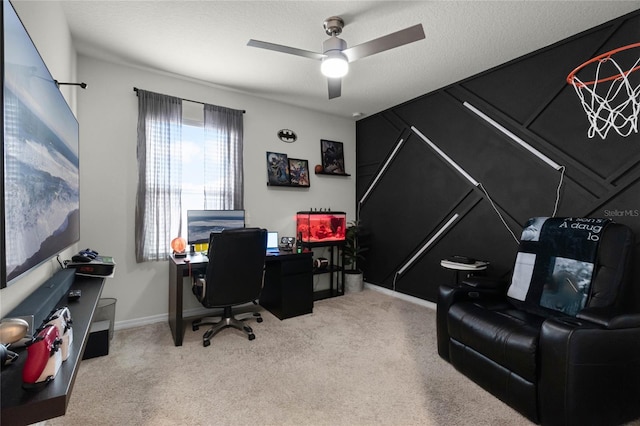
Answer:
[60,1,640,120]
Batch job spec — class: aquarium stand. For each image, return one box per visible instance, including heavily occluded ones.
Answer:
[295,210,346,301]
[306,242,345,301]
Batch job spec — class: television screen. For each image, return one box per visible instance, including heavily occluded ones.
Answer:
[2,0,80,288]
[187,210,245,244]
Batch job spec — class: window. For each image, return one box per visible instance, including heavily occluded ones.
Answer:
[136,90,243,262]
[180,121,206,238]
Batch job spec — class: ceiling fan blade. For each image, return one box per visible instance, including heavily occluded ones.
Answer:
[342,24,425,62]
[247,39,325,61]
[328,78,341,99]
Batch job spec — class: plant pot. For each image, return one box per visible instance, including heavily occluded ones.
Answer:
[344,271,364,293]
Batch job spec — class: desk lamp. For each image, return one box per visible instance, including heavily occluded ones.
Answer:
[171,237,187,258]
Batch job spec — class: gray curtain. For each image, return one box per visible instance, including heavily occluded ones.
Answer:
[203,104,244,210]
[135,90,183,262]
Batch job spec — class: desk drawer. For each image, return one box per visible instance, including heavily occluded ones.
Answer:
[280,257,312,276]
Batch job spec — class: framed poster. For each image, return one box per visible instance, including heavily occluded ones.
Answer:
[266,152,290,186]
[288,158,310,187]
[321,139,346,174]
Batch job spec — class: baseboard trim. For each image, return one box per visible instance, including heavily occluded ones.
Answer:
[364,282,437,311]
[114,306,211,331]
[113,284,436,331]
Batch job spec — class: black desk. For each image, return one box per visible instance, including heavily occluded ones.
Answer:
[0,275,105,425]
[169,250,313,346]
[261,251,313,320]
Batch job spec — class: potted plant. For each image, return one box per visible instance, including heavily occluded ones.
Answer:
[343,220,367,293]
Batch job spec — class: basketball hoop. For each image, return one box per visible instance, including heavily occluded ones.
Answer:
[567,42,640,139]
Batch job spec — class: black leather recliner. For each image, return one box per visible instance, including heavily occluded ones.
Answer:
[437,218,640,425]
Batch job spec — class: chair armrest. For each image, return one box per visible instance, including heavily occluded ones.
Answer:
[436,281,507,361]
[577,307,640,329]
[539,316,640,424]
[192,275,206,301]
[461,276,508,290]
[437,281,506,312]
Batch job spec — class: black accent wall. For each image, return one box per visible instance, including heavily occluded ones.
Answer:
[356,9,640,302]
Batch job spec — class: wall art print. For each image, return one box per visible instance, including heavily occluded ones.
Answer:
[321,139,346,174]
[288,158,310,187]
[266,151,290,186]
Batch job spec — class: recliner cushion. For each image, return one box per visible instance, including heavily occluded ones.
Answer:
[448,300,546,383]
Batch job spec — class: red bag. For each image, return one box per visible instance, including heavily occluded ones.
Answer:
[22,324,62,387]
[44,307,73,361]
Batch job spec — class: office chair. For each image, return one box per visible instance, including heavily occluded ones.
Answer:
[192,228,267,347]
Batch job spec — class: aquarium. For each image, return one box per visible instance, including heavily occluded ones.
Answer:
[296,211,346,245]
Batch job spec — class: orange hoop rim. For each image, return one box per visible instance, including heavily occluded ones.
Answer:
[567,42,640,87]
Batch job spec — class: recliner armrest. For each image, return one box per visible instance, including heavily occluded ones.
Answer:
[577,307,640,329]
[539,315,640,425]
[461,276,508,290]
[436,281,507,361]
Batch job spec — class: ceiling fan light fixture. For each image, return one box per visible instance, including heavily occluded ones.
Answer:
[321,51,349,78]
[247,15,425,99]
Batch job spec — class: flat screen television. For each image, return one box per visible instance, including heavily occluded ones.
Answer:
[1,0,80,288]
[187,210,245,245]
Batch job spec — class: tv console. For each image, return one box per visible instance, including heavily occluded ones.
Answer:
[1,271,105,425]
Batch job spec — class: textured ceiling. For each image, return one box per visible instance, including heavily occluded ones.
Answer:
[59,1,640,119]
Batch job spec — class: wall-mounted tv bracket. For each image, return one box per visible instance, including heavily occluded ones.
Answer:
[54,80,87,89]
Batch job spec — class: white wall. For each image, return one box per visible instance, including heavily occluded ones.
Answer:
[1,1,79,318]
[1,1,356,327]
[76,56,356,326]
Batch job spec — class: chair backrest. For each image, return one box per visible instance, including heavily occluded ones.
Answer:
[507,218,635,317]
[202,227,267,308]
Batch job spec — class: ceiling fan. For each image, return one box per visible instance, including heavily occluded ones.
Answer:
[247,16,425,99]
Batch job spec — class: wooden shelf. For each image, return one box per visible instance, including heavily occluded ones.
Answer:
[314,171,350,176]
[312,264,342,275]
[266,182,309,188]
[1,275,105,425]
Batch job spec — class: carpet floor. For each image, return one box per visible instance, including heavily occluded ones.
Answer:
[45,289,536,425]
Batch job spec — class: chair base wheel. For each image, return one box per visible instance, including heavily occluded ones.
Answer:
[195,307,262,347]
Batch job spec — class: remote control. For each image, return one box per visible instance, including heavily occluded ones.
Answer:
[68,289,82,301]
[449,255,476,264]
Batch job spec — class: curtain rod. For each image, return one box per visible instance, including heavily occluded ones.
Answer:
[133,87,245,113]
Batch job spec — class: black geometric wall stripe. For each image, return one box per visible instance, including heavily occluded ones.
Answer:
[356,9,640,302]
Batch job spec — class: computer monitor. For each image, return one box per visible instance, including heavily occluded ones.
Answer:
[187,210,245,244]
[266,231,279,252]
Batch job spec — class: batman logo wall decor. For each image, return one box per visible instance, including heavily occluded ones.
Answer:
[278,129,297,143]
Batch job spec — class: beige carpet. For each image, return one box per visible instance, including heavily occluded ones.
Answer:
[45,289,533,426]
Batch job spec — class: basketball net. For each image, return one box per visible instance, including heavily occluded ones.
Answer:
[567,44,640,140]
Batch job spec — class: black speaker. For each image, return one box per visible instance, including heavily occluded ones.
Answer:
[313,257,329,270]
